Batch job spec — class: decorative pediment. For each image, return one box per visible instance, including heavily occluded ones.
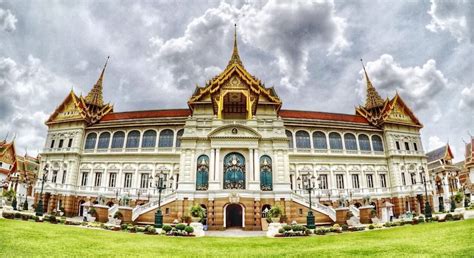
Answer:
[333,165,346,172]
[108,163,119,170]
[139,164,152,171]
[208,124,261,139]
[316,165,330,172]
[349,165,361,172]
[298,165,313,174]
[46,91,86,124]
[80,163,92,170]
[363,166,375,172]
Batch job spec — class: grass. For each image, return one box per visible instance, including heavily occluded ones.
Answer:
[0,219,473,257]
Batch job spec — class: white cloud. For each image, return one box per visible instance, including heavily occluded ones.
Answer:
[426,0,473,43]
[359,54,449,111]
[0,55,71,156]
[151,0,349,90]
[459,84,474,110]
[0,7,17,32]
[428,135,445,151]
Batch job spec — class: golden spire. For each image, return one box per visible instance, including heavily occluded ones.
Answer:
[227,24,243,67]
[361,59,384,110]
[85,56,109,107]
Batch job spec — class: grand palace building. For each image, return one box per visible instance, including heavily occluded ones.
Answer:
[36,29,432,230]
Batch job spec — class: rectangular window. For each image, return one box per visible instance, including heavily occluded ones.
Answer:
[413,142,418,151]
[401,172,406,186]
[62,170,67,184]
[419,172,424,183]
[319,174,328,189]
[411,173,416,184]
[367,174,374,188]
[108,173,116,187]
[336,174,344,189]
[81,172,88,186]
[405,142,410,151]
[58,139,64,148]
[68,139,73,148]
[351,174,360,189]
[94,173,102,187]
[52,170,58,183]
[140,173,150,189]
[165,208,170,215]
[50,140,55,148]
[380,174,387,188]
[124,173,132,188]
[395,141,400,150]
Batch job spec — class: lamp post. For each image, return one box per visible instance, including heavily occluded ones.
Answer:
[297,174,319,229]
[421,168,432,219]
[152,170,169,228]
[35,164,49,216]
[448,172,456,212]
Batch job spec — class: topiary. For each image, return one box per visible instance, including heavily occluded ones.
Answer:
[184,226,194,234]
[176,223,186,231]
[445,213,454,221]
[278,228,285,234]
[162,225,172,233]
[283,225,292,231]
[368,224,375,230]
[341,224,349,231]
[268,206,283,218]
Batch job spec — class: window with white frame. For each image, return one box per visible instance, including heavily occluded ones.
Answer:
[366,174,374,188]
[81,172,88,186]
[62,170,67,184]
[380,174,387,188]
[50,139,55,148]
[411,173,416,184]
[94,172,102,187]
[401,172,406,185]
[67,138,73,148]
[52,170,58,183]
[319,174,328,189]
[108,173,116,187]
[413,142,418,151]
[336,174,344,189]
[140,173,150,189]
[351,174,360,189]
[124,173,132,188]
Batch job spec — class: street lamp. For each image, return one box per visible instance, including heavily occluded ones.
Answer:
[448,172,456,212]
[420,168,432,219]
[152,170,169,228]
[35,164,49,216]
[297,174,319,229]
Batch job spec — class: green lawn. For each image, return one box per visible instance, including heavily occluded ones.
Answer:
[0,219,473,257]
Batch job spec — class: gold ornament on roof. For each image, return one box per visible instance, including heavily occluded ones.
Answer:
[85,56,109,107]
[361,59,385,110]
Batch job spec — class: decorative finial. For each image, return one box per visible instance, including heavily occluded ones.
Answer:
[85,56,109,107]
[360,58,384,110]
[227,24,242,67]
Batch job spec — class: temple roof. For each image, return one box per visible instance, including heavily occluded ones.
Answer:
[85,56,109,107]
[426,144,453,163]
[279,110,368,124]
[361,60,385,110]
[100,109,191,122]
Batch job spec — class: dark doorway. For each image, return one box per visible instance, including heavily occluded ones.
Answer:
[226,204,243,228]
[78,200,85,216]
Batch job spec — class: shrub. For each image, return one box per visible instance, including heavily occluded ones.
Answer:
[181,215,192,224]
[14,212,21,219]
[368,224,375,230]
[283,225,292,231]
[452,214,463,220]
[136,226,146,233]
[445,213,454,221]
[176,223,186,231]
[279,214,288,223]
[162,225,172,233]
[315,227,329,235]
[145,225,156,234]
[49,215,57,224]
[184,226,194,234]
[20,214,30,221]
[2,189,15,201]
[333,223,340,228]
[341,224,349,231]
[268,206,283,218]
[114,211,123,220]
[454,191,464,203]
[189,204,205,219]
[370,209,377,218]
[2,212,15,219]
[127,225,137,233]
[88,208,97,217]
[121,224,128,230]
[278,228,285,234]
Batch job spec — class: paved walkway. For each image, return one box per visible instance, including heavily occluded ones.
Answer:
[205,228,266,237]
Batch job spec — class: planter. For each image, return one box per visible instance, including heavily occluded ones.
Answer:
[191,217,201,223]
[271,217,280,223]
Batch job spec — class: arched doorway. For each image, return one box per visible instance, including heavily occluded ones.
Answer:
[225,203,243,228]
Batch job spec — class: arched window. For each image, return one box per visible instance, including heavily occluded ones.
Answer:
[260,155,272,191]
[97,132,110,149]
[358,134,371,151]
[196,155,209,191]
[286,130,294,149]
[313,131,327,149]
[84,133,97,149]
[295,130,311,149]
[141,130,157,148]
[344,133,357,150]
[126,130,140,148]
[175,129,184,148]
[111,132,125,149]
[158,129,174,147]
[329,132,343,150]
[372,135,384,152]
[223,152,245,189]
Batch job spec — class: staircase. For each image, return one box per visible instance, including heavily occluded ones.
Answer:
[349,205,360,218]
[131,192,177,221]
[108,204,118,218]
[291,192,336,222]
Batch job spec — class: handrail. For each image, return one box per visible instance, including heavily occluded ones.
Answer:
[131,192,177,221]
[349,205,360,217]
[291,192,336,221]
[108,204,118,217]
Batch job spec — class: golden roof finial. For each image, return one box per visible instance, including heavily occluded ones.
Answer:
[227,24,243,67]
[85,56,109,107]
[361,58,384,110]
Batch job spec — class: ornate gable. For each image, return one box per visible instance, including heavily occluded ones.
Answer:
[0,141,16,165]
[382,93,422,127]
[188,25,281,119]
[46,90,86,124]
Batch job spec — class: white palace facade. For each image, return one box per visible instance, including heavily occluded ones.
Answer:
[36,31,432,229]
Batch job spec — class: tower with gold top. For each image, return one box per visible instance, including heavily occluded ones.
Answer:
[38,27,430,230]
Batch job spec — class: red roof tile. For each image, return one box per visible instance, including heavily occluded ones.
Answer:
[100,109,191,122]
[279,109,368,124]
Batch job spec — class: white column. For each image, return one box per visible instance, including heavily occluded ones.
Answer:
[248,148,254,182]
[209,149,215,181]
[254,149,259,183]
[215,149,220,182]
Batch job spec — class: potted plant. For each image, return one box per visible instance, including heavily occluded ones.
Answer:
[189,204,205,222]
[268,206,283,223]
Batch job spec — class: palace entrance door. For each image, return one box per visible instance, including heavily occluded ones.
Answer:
[225,204,243,228]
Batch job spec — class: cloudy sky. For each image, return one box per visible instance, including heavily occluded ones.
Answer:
[0,0,472,160]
